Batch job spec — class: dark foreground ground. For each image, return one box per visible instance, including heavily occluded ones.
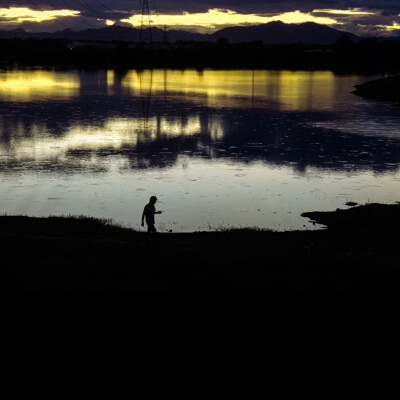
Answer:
[1,202,400,290]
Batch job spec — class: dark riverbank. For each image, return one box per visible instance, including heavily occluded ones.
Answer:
[353,74,400,102]
[2,202,400,290]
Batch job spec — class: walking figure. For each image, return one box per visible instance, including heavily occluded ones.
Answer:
[141,196,163,233]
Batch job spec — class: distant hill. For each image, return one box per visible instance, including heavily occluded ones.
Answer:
[0,21,361,44]
[211,21,360,44]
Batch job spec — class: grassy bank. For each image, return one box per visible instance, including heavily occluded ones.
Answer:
[1,202,400,290]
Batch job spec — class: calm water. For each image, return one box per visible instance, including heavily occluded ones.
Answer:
[1,68,399,232]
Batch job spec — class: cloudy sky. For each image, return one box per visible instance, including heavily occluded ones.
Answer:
[1,1,400,36]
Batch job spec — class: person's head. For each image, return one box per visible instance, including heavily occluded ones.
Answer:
[150,196,157,204]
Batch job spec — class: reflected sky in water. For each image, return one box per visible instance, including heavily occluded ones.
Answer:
[0,68,399,232]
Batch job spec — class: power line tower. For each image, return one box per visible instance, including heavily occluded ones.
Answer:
[139,0,152,43]
[163,25,169,43]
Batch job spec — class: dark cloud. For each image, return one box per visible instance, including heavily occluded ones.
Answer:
[381,10,399,17]
[3,1,400,14]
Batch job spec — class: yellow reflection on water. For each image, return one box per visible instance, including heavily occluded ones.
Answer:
[0,70,79,101]
[272,70,336,110]
[6,115,223,161]
[121,69,336,111]
[0,69,337,110]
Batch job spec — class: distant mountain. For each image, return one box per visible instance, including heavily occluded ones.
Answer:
[211,21,361,44]
[0,21,361,45]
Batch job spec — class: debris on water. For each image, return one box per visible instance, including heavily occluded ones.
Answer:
[345,201,358,206]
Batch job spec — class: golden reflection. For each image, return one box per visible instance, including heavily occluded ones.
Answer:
[273,70,335,111]
[7,116,223,161]
[121,8,337,31]
[121,70,336,111]
[0,69,338,109]
[0,70,80,101]
[106,70,115,94]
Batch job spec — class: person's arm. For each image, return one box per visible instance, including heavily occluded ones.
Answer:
[141,208,145,226]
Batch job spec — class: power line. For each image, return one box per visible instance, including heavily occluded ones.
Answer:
[93,0,121,19]
[56,0,88,30]
[57,0,103,29]
[26,0,148,33]
[27,0,100,31]
[72,0,105,28]
[77,0,107,21]
[151,0,163,28]
[26,0,73,30]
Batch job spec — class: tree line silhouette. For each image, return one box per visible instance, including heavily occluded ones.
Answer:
[0,35,400,72]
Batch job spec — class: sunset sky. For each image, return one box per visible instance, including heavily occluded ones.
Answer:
[0,1,400,36]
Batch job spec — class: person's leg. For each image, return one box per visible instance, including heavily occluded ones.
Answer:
[148,224,157,233]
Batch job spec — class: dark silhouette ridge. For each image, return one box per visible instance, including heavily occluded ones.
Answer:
[212,21,360,44]
[0,22,360,44]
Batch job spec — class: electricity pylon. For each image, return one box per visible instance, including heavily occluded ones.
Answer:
[139,0,152,43]
[163,25,169,43]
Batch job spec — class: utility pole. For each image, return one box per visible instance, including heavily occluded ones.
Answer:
[139,0,152,43]
[163,25,169,43]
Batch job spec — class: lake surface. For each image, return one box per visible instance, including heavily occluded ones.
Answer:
[1,68,399,232]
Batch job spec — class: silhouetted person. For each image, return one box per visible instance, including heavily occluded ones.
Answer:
[141,196,163,233]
